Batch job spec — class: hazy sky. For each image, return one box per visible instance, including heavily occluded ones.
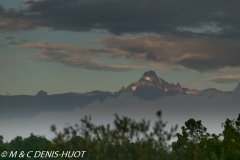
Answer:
[1,0,240,95]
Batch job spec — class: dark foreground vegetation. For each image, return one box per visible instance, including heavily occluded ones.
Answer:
[1,111,240,160]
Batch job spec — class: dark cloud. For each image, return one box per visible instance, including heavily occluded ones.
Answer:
[3,0,238,72]
[17,42,147,71]
[2,0,238,72]
[0,5,37,32]
[203,75,240,83]
[16,35,240,72]
[0,0,240,38]
[95,36,240,72]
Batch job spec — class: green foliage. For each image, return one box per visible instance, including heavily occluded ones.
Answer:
[172,114,240,160]
[50,111,178,160]
[220,114,240,160]
[172,118,211,159]
[1,111,240,159]
[3,134,52,160]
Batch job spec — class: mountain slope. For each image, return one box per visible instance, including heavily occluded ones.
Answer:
[0,70,234,118]
[120,70,204,99]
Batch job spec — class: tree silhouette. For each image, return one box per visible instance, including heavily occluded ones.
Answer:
[50,111,178,160]
[1,111,240,159]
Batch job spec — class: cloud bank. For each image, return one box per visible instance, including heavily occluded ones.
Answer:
[0,0,239,38]
[203,75,240,83]
[17,42,147,71]
[3,0,240,81]
[1,90,240,142]
[17,36,240,72]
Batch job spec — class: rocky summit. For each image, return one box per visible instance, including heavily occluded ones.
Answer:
[123,70,185,93]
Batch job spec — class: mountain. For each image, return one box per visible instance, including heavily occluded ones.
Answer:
[122,70,183,99]
[0,70,233,118]
[0,90,112,119]
[120,70,204,99]
[36,90,48,96]
[124,70,183,92]
[1,70,240,141]
[233,83,240,93]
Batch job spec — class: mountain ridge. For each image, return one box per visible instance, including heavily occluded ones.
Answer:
[1,70,237,97]
[0,70,239,119]
[120,70,216,97]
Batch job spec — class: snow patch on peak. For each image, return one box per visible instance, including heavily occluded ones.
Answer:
[144,76,152,81]
[185,89,203,95]
[164,88,168,91]
[132,86,137,91]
